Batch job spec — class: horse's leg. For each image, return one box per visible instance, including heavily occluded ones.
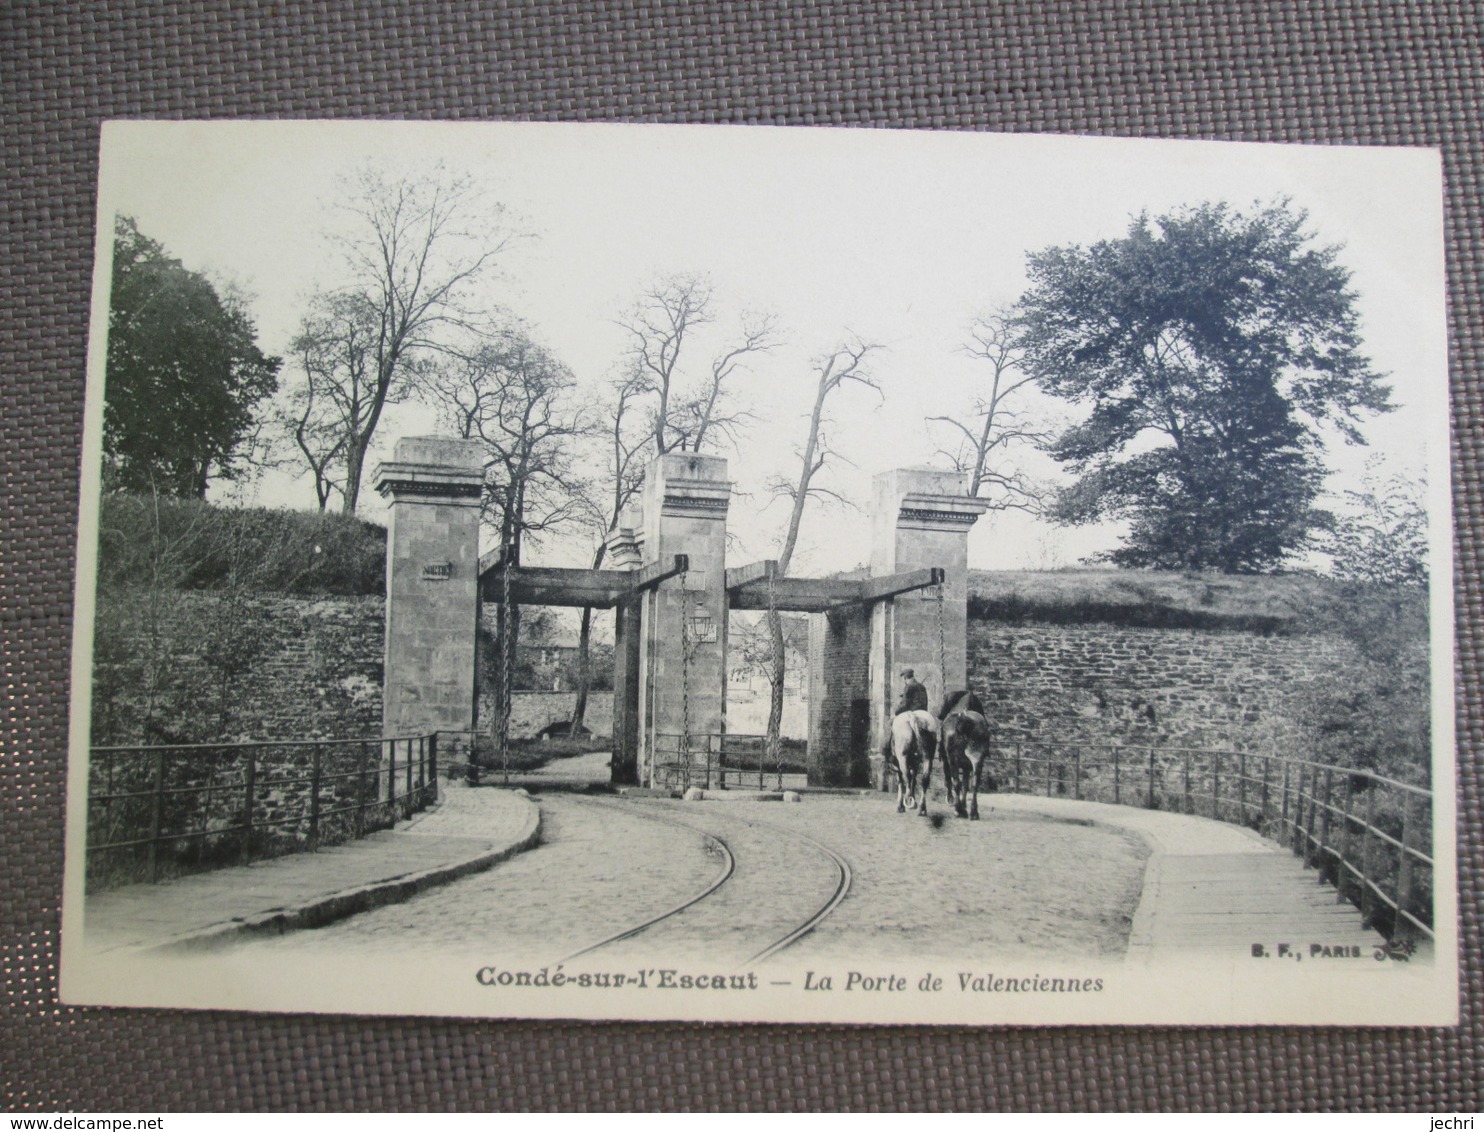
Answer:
[917,742,933,817]
[969,750,983,820]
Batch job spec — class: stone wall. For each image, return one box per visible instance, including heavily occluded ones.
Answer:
[968,620,1357,753]
[91,591,386,746]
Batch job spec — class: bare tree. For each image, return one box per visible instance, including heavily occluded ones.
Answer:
[929,307,1049,511]
[430,328,589,563]
[673,312,776,453]
[288,167,510,513]
[569,369,653,733]
[617,273,774,456]
[428,328,590,739]
[763,339,882,757]
[281,293,366,510]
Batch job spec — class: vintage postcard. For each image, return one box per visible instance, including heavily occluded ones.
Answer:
[61,121,1457,1025]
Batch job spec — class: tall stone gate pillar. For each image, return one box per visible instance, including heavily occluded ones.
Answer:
[629,453,731,787]
[375,437,485,742]
[868,469,989,782]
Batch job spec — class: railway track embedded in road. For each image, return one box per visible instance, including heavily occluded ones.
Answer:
[557,797,736,963]
[555,795,852,967]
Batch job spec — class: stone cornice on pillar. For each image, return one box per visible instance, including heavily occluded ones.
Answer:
[648,453,732,521]
[374,437,485,505]
[872,467,991,538]
[896,491,991,532]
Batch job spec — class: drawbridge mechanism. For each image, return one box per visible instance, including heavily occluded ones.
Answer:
[724,561,945,612]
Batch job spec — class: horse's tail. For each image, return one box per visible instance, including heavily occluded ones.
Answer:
[909,711,936,760]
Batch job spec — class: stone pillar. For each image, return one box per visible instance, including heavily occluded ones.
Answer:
[868,468,989,785]
[631,454,731,787]
[806,605,873,787]
[606,520,644,786]
[375,437,485,744]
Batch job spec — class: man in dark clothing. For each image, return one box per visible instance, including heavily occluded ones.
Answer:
[895,668,929,715]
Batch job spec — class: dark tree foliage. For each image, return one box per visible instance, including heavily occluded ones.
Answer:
[105,217,281,497]
[1019,201,1392,572]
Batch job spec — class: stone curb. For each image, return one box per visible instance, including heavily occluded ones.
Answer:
[146,794,542,955]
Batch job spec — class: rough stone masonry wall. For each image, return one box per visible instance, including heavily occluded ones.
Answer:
[967,620,1357,753]
[91,591,387,746]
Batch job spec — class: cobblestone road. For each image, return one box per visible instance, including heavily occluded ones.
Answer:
[237,788,1149,966]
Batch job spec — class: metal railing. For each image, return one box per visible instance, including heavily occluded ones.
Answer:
[985,740,1434,944]
[87,734,439,888]
[651,732,806,791]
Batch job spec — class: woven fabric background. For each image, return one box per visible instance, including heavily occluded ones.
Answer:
[1,0,1478,1111]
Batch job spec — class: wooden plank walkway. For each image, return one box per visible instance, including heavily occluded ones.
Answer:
[1127,851,1385,961]
[985,793,1387,962]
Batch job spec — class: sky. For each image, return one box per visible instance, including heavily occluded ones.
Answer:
[89,121,1450,580]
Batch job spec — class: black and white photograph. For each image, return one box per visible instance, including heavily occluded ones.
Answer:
[60,120,1456,1025]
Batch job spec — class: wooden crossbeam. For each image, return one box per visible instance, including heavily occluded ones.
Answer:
[858,566,945,602]
[724,560,778,591]
[727,566,945,612]
[631,554,690,594]
[479,555,688,608]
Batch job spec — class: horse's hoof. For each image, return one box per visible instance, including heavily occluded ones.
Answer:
[896,804,905,813]
[970,811,980,821]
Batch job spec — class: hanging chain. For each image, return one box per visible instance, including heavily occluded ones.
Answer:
[679,567,691,791]
[501,545,514,786]
[936,577,948,705]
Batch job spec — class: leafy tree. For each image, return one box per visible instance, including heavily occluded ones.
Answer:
[1019,201,1392,572]
[1326,462,1429,586]
[105,217,281,497]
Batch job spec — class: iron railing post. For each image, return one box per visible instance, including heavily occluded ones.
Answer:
[1239,752,1248,826]
[1183,749,1192,815]
[1260,754,1271,835]
[1073,749,1081,800]
[428,732,439,806]
[309,742,323,850]
[387,739,397,825]
[1396,792,1418,943]
[148,747,166,883]
[241,746,256,866]
[1318,768,1335,884]
[1360,780,1376,928]
[1147,747,1156,810]
[1113,746,1121,806]
[1281,757,1291,846]
[1339,773,1357,905]
[1303,764,1319,865]
[1212,750,1221,824]
[357,740,370,838]
[1014,743,1022,795]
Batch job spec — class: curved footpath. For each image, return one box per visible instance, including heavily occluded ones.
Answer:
[82,780,539,955]
[982,793,1387,962]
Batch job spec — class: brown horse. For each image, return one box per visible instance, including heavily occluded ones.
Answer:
[939,689,991,820]
[889,709,938,816]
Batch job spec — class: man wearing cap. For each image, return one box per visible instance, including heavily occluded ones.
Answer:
[894,668,929,716]
[880,668,932,771]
